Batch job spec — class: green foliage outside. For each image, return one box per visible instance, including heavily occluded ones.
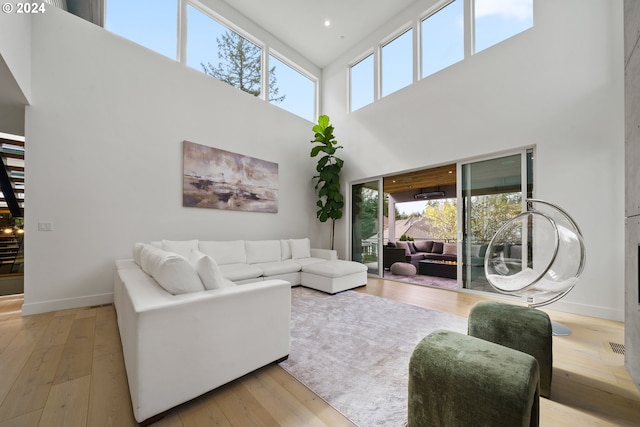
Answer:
[423,199,458,241]
[468,193,522,242]
[392,193,521,243]
[201,30,285,103]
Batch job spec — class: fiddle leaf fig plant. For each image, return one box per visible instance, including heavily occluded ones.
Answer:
[310,115,344,249]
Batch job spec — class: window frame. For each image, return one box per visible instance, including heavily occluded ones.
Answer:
[379,24,415,99]
[268,49,319,121]
[348,50,376,113]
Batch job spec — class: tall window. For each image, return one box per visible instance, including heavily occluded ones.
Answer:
[350,0,535,109]
[187,5,263,98]
[269,55,315,121]
[381,28,414,98]
[105,0,317,121]
[421,0,464,78]
[105,0,178,60]
[350,54,374,112]
[474,0,534,53]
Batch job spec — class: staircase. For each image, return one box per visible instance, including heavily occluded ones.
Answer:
[0,136,24,276]
[0,232,23,274]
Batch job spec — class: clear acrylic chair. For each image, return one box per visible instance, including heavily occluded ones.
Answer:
[484,199,586,335]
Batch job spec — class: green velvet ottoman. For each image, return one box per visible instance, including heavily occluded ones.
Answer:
[408,330,539,427]
[468,301,553,398]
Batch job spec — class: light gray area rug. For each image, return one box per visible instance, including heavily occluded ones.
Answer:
[279,287,468,427]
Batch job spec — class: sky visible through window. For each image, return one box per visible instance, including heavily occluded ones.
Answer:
[350,54,374,112]
[269,56,315,122]
[105,0,178,60]
[186,5,229,74]
[422,0,464,79]
[475,0,534,52]
[381,29,413,98]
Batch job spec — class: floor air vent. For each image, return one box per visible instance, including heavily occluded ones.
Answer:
[609,342,625,355]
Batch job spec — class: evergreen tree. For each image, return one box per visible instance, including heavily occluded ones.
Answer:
[201,30,285,103]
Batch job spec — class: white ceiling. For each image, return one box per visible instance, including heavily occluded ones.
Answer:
[221,0,418,68]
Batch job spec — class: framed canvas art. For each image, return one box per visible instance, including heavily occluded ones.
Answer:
[183,141,278,213]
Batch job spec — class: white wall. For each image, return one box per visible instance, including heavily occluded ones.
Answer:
[0,2,31,104]
[0,1,31,135]
[23,8,323,315]
[323,0,625,320]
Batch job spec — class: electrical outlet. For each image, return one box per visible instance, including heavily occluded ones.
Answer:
[38,221,53,231]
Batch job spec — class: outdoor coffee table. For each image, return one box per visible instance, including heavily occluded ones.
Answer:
[418,259,457,279]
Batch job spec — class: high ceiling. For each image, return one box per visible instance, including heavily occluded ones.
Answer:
[221,0,418,68]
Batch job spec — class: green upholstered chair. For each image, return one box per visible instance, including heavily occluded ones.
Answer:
[408,330,540,427]
[468,301,553,398]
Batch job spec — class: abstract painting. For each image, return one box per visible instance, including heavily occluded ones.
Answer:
[183,141,278,213]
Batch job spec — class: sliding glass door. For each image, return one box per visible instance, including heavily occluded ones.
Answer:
[351,180,382,275]
[460,150,533,291]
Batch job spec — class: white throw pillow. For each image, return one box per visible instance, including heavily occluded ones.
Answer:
[161,239,199,258]
[139,245,204,294]
[396,241,411,256]
[188,250,235,290]
[443,243,457,256]
[280,239,292,260]
[132,242,145,266]
[470,244,481,258]
[290,238,311,259]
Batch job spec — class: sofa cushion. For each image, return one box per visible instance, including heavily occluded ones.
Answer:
[443,243,457,256]
[280,239,292,260]
[254,260,301,276]
[218,263,263,281]
[161,239,199,258]
[292,257,327,267]
[188,250,235,290]
[199,240,246,265]
[290,238,311,259]
[301,259,368,277]
[139,245,204,295]
[413,240,434,253]
[245,240,281,264]
[431,241,444,254]
[408,242,417,254]
[470,244,482,258]
[396,241,411,256]
[132,242,145,266]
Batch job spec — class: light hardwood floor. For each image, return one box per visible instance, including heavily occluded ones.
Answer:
[0,278,639,426]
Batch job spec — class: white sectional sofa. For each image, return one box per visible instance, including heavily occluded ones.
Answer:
[114,238,367,423]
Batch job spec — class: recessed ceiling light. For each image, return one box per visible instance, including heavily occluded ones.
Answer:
[324,20,331,27]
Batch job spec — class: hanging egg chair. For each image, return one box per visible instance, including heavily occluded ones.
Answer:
[484,199,586,335]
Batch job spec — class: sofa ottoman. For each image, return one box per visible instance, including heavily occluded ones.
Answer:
[390,262,417,276]
[409,330,540,427]
[301,260,368,294]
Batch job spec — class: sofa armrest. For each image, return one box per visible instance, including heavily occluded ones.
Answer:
[383,247,408,269]
[115,270,290,422]
[310,248,338,260]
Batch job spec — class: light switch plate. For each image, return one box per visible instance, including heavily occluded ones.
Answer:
[38,221,53,231]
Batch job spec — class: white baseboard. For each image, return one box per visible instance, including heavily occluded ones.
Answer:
[544,299,624,322]
[21,292,114,316]
[460,288,624,322]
